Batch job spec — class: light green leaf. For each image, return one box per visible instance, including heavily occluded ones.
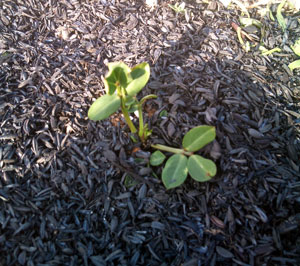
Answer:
[159,110,168,118]
[88,94,121,121]
[104,62,131,95]
[182,126,216,152]
[125,97,139,113]
[187,155,217,182]
[288,60,300,71]
[259,46,282,55]
[150,150,166,166]
[291,39,300,56]
[239,17,262,28]
[168,2,186,13]
[236,27,250,52]
[126,62,150,97]
[127,103,139,113]
[276,0,287,31]
[162,154,188,189]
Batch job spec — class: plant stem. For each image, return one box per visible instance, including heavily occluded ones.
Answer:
[121,99,137,133]
[119,85,137,134]
[151,144,193,156]
[138,102,144,141]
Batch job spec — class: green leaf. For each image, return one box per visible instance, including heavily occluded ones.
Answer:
[276,0,287,31]
[239,17,262,28]
[187,155,216,182]
[159,110,168,118]
[127,103,139,113]
[288,60,300,71]
[259,46,281,55]
[124,175,139,188]
[168,3,186,13]
[125,97,139,113]
[150,150,166,166]
[88,94,121,121]
[162,154,188,189]
[104,62,131,95]
[291,39,300,56]
[140,124,152,141]
[182,126,216,152]
[126,62,150,97]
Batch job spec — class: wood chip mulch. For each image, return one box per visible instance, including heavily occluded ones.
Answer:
[0,0,299,265]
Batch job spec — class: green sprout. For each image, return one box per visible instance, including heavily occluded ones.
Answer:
[150,126,217,189]
[291,38,300,56]
[168,2,186,14]
[276,0,287,31]
[88,62,157,143]
[259,46,282,55]
[288,60,300,71]
[288,39,300,71]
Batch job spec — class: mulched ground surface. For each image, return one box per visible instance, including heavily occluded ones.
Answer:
[1,0,300,265]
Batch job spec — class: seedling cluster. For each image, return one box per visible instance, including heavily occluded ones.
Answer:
[88,62,217,189]
[230,0,300,71]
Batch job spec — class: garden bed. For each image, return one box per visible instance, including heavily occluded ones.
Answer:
[0,0,299,265]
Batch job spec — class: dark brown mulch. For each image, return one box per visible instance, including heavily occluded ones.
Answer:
[0,0,299,265]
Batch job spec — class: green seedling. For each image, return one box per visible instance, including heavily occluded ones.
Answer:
[276,0,287,31]
[267,1,276,21]
[150,125,217,189]
[240,17,262,29]
[236,26,251,52]
[259,46,282,55]
[88,62,157,143]
[288,60,300,71]
[291,39,300,56]
[168,2,186,13]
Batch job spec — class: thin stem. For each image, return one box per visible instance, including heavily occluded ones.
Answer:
[151,144,193,156]
[121,98,137,133]
[119,86,137,133]
[138,102,144,141]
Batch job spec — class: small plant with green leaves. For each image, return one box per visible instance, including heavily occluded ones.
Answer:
[150,125,217,189]
[88,62,218,190]
[168,2,186,14]
[88,62,157,143]
[289,38,300,71]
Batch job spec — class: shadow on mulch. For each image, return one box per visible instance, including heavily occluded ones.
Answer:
[0,0,299,265]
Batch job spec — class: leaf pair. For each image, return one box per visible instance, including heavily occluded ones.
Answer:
[161,153,216,189]
[88,62,150,121]
[151,126,217,189]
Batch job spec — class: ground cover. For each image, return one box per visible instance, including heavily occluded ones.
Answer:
[0,0,299,265]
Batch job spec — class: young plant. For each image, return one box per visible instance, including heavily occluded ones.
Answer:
[168,2,186,14]
[276,0,287,31]
[291,38,300,56]
[88,62,157,143]
[150,125,217,189]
